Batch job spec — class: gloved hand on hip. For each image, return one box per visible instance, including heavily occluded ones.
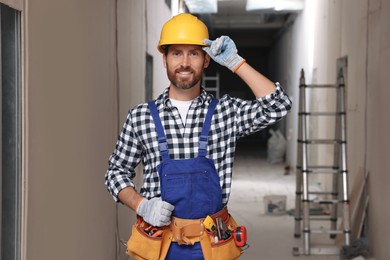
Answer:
[203,36,245,72]
[136,197,175,227]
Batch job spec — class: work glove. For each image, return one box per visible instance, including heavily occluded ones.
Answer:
[203,36,245,72]
[136,197,175,227]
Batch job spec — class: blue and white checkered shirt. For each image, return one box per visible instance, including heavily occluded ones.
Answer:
[105,83,292,206]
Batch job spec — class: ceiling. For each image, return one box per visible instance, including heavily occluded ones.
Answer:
[193,0,298,48]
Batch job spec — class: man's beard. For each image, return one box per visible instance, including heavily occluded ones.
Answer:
[173,80,197,90]
[168,66,202,90]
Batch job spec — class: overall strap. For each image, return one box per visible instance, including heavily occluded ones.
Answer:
[148,101,170,160]
[198,98,218,157]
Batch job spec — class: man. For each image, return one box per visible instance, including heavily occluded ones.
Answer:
[105,13,292,259]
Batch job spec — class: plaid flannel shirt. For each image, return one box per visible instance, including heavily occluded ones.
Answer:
[105,83,292,206]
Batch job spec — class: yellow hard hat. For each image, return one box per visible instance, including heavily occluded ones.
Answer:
[157,13,209,53]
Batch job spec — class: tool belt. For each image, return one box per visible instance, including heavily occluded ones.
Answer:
[126,207,243,260]
[170,207,230,245]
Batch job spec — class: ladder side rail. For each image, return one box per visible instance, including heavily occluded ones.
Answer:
[305,84,337,88]
[339,71,351,246]
[302,120,311,254]
[302,112,311,255]
[330,80,342,237]
[216,72,220,98]
[294,69,305,238]
[294,147,303,237]
[300,73,311,255]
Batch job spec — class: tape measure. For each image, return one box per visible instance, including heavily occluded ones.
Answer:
[233,226,247,247]
[203,216,216,232]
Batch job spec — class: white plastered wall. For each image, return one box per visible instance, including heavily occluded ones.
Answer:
[365,0,390,258]
[271,0,390,258]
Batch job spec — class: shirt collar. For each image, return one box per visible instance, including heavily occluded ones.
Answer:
[159,87,212,108]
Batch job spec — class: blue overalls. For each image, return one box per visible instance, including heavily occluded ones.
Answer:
[148,99,223,260]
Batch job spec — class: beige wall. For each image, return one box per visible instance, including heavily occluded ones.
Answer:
[26,0,118,259]
[272,0,390,259]
[23,0,170,259]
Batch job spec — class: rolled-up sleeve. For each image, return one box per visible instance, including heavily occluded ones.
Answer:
[104,111,142,202]
[227,82,292,137]
[256,82,292,120]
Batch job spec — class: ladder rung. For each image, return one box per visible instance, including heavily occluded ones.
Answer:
[302,84,337,88]
[307,166,339,174]
[310,199,340,204]
[308,191,334,196]
[299,112,341,116]
[307,165,339,170]
[298,139,342,144]
[204,76,219,80]
[297,165,340,174]
[307,169,339,174]
[305,139,341,144]
[309,217,334,221]
[311,229,343,235]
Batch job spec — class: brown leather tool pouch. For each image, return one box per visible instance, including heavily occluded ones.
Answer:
[210,234,242,260]
[200,213,243,260]
[126,219,169,260]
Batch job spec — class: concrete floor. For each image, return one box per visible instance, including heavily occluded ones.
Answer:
[228,142,341,260]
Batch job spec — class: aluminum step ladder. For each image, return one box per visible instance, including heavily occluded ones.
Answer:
[293,69,351,256]
[202,72,220,98]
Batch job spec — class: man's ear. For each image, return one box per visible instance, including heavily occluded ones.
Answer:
[163,54,167,68]
[204,53,211,68]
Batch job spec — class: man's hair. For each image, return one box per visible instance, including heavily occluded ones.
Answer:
[162,45,170,56]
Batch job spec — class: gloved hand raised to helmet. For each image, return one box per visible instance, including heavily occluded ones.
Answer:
[203,36,246,72]
[136,197,175,227]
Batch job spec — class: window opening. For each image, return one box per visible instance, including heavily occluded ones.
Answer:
[145,53,153,101]
[0,3,22,260]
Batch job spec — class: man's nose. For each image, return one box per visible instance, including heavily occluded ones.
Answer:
[180,54,190,67]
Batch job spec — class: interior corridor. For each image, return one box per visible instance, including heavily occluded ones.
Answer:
[229,141,339,260]
[3,1,388,259]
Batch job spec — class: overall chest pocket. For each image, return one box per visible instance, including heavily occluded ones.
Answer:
[161,170,213,219]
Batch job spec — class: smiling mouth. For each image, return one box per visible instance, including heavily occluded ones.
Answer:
[176,70,193,79]
[177,70,192,75]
